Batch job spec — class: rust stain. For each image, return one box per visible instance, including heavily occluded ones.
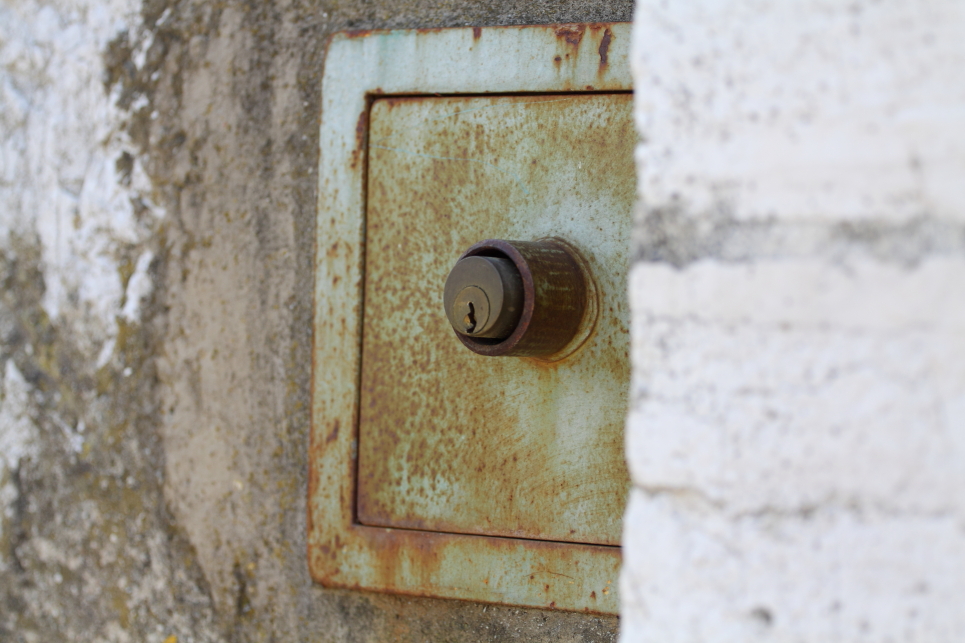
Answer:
[555,24,586,48]
[472,26,482,40]
[309,517,620,610]
[320,526,618,612]
[325,420,340,444]
[305,472,316,544]
[598,28,612,68]
[367,526,446,588]
[343,29,376,39]
[351,110,367,169]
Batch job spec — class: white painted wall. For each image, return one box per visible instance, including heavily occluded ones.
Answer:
[0,0,154,552]
[0,0,158,344]
[623,1,965,641]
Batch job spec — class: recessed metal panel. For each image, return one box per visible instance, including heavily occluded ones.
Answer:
[358,94,633,546]
[309,23,633,614]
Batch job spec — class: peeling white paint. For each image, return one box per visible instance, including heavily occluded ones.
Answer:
[0,0,159,576]
[0,361,36,559]
[121,250,155,322]
[0,0,161,354]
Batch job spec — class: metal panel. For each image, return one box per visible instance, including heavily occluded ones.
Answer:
[358,94,633,546]
[310,23,632,614]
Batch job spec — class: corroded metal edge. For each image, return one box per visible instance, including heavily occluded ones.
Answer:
[309,525,622,612]
[310,23,631,614]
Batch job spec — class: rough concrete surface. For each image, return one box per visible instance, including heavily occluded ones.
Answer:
[623,1,965,642]
[0,0,632,642]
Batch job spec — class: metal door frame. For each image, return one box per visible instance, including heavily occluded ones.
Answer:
[309,23,631,613]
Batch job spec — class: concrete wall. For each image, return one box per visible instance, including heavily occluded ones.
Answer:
[0,0,631,641]
[622,1,965,641]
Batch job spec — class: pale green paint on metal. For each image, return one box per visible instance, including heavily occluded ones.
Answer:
[310,24,632,614]
[358,93,633,546]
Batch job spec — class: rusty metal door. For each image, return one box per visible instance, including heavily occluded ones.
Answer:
[309,24,633,614]
[357,93,633,546]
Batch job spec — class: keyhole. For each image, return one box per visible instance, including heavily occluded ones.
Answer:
[464,302,477,333]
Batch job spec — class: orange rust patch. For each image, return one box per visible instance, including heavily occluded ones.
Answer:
[555,24,586,48]
[598,28,612,68]
[351,110,367,169]
[344,29,375,39]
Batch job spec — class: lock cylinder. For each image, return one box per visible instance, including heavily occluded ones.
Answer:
[444,256,524,339]
[443,238,595,359]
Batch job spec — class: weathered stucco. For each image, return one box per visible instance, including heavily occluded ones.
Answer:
[623,1,965,641]
[1,0,632,641]
[0,1,216,640]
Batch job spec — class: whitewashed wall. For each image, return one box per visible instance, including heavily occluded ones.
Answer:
[0,0,159,348]
[623,1,965,641]
[0,0,157,555]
